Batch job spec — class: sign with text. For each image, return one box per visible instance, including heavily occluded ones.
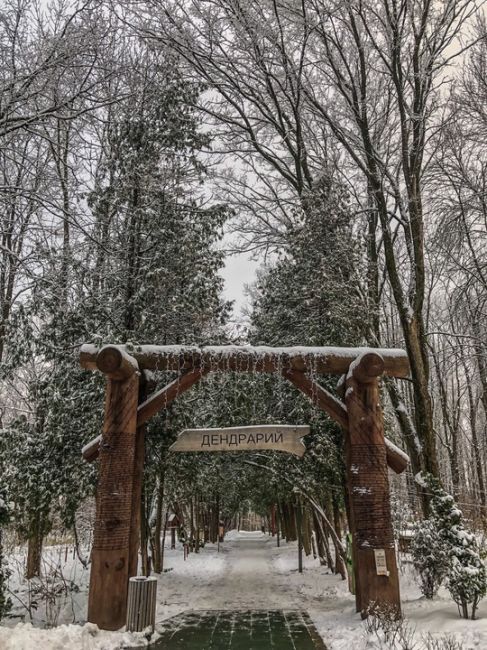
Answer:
[374,549,389,576]
[169,425,309,457]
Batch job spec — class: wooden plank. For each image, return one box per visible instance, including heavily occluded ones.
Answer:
[137,367,208,426]
[169,425,309,457]
[88,372,139,630]
[82,368,207,463]
[80,344,410,378]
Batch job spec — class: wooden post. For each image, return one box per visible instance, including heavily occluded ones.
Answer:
[345,353,401,618]
[88,351,140,630]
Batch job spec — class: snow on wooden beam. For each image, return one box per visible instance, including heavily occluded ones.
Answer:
[82,435,101,462]
[95,345,138,380]
[347,351,385,383]
[80,344,410,378]
[384,438,410,474]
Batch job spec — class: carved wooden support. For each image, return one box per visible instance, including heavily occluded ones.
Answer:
[283,369,409,474]
[345,352,401,618]
[88,369,139,630]
[83,367,208,463]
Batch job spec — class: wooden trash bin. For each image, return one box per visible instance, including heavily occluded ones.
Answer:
[126,576,157,633]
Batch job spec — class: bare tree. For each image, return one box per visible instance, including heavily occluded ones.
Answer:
[129,0,480,506]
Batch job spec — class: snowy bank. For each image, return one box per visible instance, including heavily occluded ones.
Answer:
[2,531,487,649]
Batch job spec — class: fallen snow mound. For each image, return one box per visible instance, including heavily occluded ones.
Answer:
[0,622,152,650]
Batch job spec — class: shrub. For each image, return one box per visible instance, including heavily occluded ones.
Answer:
[415,473,487,619]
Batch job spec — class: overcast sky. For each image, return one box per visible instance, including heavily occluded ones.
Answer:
[220,252,260,322]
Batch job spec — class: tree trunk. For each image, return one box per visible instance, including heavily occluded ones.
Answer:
[301,508,312,556]
[140,490,150,577]
[296,504,303,573]
[26,524,43,579]
[160,510,168,572]
[152,473,165,573]
[462,351,486,514]
[312,510,326,566]
[332,500,346,578]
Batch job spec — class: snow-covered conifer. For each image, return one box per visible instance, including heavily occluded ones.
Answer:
[415,473,487,618]
[411,517,449,598]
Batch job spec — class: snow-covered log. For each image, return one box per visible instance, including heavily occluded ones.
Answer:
[80,344,410,377]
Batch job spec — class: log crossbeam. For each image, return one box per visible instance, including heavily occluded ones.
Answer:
[80,343,410,377]
[82,346,409,474]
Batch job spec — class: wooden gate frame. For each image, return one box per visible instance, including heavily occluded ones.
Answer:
[80,344,410,630]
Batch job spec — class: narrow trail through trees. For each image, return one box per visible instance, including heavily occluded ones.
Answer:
[156,531,333,648]
[157,531,350,617]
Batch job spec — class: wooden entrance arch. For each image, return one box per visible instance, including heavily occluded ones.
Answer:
[80,344,410,630]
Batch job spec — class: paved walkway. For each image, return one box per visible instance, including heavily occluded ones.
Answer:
[154,609,327,649]
[155,532,328,648]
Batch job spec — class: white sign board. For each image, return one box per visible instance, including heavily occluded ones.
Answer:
[169,425,309,457]
[374,549,389,576]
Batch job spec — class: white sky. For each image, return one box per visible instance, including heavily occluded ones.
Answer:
[220,252,259,322]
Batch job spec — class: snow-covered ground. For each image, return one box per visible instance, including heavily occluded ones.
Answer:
[1,530,487,648]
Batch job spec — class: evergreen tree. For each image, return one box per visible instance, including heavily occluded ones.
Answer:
[250,174,364,348]
[415,473,487,618]
[411,517,449,598]
[0,44,231,577]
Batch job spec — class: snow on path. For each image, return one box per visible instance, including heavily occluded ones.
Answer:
[2,531,487,649]
[156,530,360,646]
[156,531,487,649]
[158,530,323,613]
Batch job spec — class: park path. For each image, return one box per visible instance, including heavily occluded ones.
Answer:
[155,531,328,648]
[156,530,355,618]
[207,531,297,609]
[157,531,326,613]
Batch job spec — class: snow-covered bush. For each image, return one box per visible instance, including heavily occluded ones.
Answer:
[415,473,487,619]
[0,484,12,620]
[411,518,449,598]
[433,489,486,619]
